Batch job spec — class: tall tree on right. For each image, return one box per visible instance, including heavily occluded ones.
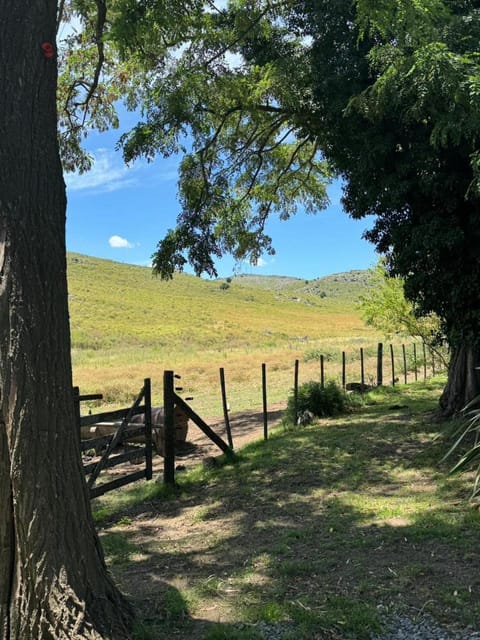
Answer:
[299,0,480,415]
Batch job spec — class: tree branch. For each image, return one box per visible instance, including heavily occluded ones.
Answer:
[79,0,107,126]
[56,0,66,34]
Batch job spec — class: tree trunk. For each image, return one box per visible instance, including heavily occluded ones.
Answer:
[0,2,133,638]
[439,342,480,417]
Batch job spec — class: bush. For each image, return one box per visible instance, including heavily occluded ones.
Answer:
[303,348,335,362]
[284,380,348,424]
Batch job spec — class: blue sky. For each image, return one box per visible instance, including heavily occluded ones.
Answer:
[65,117,378,280]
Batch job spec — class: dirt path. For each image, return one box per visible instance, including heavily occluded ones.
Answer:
[83,403,287,488]
[151,402,286,475]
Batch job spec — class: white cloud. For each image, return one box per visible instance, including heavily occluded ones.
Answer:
[65,147,179,194]
[65,148,140,194]
[109,235,134,249]
[253,257,268,267]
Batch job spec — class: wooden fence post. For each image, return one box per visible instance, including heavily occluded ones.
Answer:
[342,351,346,390]
[390,344,395,386]
[413,343,418,381]
[432,351,436,376]
[262,363,268,441]
[360,347,365,389]
[163,370,176,486]
[294,359,299,424]
[402,344,407,384]
[377,343,383,386]
[320,355,325,389]
[423,342,427,380]
[219,367,234,449]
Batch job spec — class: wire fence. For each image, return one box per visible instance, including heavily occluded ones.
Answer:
[171,340,448,427]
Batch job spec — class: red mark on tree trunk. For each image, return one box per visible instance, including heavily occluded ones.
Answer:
[41,42,55,59]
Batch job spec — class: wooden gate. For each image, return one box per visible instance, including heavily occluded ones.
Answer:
[74,378,153,499]
[163,370,234,485]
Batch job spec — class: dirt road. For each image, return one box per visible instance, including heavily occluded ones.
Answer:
[151,402,286,475]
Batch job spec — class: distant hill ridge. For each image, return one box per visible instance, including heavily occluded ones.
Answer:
[231,270,370,298]
[68,252,370,295]
[67,252,370,306]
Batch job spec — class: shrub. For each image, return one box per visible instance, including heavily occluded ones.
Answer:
[284,380,348,424]
[303,349,334,362]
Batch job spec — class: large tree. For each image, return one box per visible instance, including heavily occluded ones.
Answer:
[111,0,480,415]
[0,1,133,637]
[301,0,480,414]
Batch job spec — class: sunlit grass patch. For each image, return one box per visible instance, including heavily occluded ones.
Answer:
[92,479,175,523]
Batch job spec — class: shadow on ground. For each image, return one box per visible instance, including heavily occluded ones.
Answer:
[96,382,480,639]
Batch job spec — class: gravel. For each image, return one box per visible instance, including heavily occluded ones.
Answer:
[236,614,480,639]
[371,614,480,640]
[234,621,297,639]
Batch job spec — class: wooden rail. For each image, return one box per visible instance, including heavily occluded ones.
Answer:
[75,379,153,499]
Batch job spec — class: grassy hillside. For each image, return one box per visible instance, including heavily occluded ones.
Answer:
[68,255,370,354]
[67,254,381,413]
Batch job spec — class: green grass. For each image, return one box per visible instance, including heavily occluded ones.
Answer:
[92,378,480,640]
[100,532,139,565]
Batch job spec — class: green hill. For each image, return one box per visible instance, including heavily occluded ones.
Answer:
[67,253,377,411]
[68,253,371,355]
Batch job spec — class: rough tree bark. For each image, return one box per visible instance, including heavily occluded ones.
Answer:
[0,2,133,638]
[439,343,480,417]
